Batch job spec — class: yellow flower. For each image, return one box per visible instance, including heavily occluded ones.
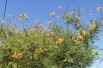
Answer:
[74,17,79,23]
[38,24,42,28]
[97,7,102,11]
[43,26,48,30]
[77,35,83,41]
[13,28,18,33]
[35,48,43,55]
[47,21,52,24]
[38,24,42,27]
[62,14,68,19]
[35,24,42,28]
[89,25,97,31]
[13,52,23,60]
[50,31,55,36]
[80,30,87,36]
[34,20,39,23]
[56,38,64,45]
[50,12,56,16]
[68,11,75,17]
[74,40,81,45]
[19,13,28,20]
[62,11,75,19]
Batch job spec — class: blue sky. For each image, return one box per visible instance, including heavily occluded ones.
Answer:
[0,0,103,68]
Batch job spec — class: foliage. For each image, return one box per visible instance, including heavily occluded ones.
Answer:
[0,8,103,68]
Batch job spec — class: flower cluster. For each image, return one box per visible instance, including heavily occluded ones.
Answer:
[13,52,23,60]
[35,48,44,55]
[56,38,64,45]
[19,13,28,20]
[89,24,97,31]
[97,6,103,11]
[50,12,56,16]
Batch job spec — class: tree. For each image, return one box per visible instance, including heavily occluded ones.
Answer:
[0,8,102,68]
